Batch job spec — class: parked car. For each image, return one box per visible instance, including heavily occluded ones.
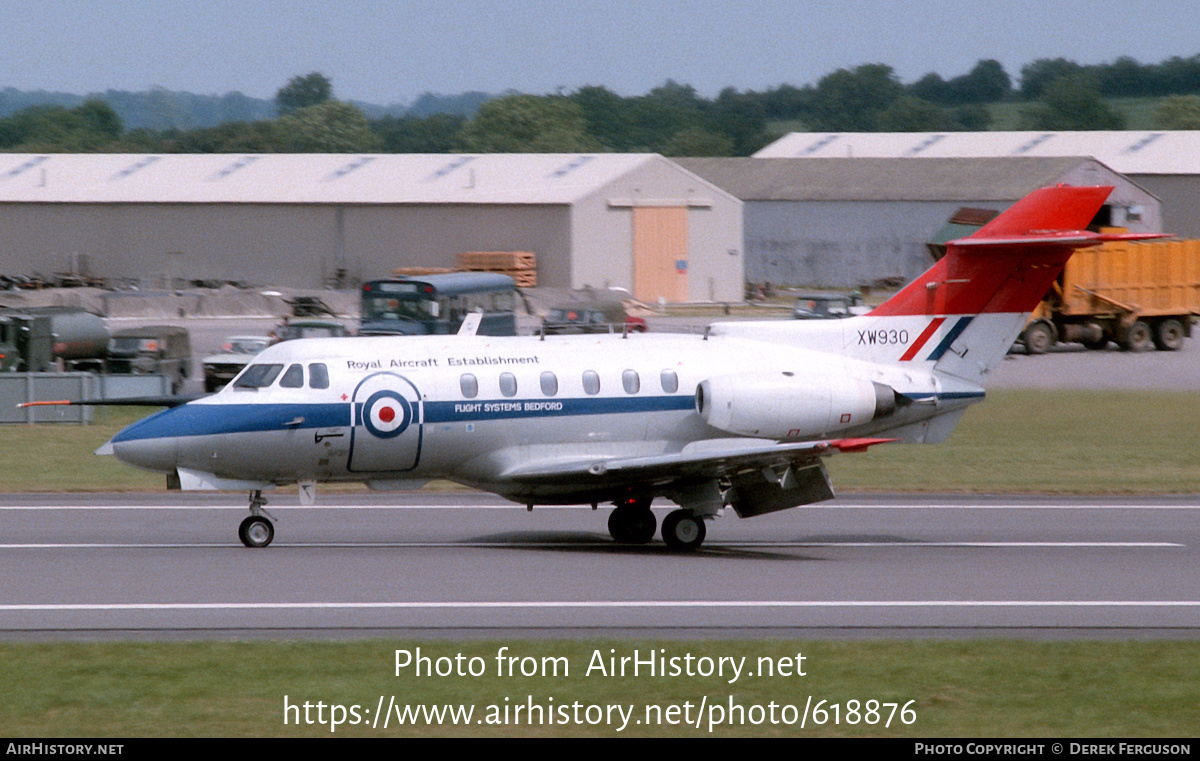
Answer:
[792,293,868,320]
[108,325,191,393]
[542,302,647,334]
[202,335,270,392]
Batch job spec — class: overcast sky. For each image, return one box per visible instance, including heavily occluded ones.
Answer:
[4,0,1198,105]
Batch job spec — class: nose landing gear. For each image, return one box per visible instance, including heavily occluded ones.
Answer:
[238,490,276,548]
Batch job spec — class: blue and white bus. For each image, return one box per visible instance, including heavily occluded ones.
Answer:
[359,272,520,336]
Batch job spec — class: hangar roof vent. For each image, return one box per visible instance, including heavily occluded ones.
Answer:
[109,155,160,181]
[208,155,260,182]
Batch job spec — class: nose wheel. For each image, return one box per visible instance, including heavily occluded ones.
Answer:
[238,490,276,548]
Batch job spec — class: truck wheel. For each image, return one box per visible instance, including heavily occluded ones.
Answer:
[1118,321,1152,352]
[1022,322,1054,355]
[1153,319,1185,351]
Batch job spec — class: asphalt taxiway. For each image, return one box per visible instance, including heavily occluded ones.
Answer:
[3,491,1198,638]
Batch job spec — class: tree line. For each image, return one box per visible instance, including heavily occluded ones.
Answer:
[3,55,1200,156]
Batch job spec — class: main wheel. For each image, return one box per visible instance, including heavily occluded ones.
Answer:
[661,510,706,551]
[1153,319,1185,351]
[1118,321,1152,352]
[238,516,274,548]
[608,504,657,544]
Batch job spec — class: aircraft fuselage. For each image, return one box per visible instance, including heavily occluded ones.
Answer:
[110,330,969,504]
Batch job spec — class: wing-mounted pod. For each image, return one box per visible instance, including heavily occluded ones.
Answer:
[695,371,897,440]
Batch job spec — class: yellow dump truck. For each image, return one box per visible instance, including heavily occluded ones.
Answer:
[1021,235,1200,353]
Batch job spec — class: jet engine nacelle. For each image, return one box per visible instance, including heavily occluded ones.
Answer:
[696,372,897,439]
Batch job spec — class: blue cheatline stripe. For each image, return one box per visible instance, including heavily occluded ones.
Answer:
[423,395,695,423]
[926,316,974,361]
[112,403,350,442]
[111,396,697,442]
[114,389,987,443]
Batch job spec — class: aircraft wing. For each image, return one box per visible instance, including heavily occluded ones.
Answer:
[502,437,892,488]
[18,395,201,409]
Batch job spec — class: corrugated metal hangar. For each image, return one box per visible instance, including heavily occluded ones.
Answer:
[0,153,744,303]
[678,156,1161,288]
[756,131,1200,237]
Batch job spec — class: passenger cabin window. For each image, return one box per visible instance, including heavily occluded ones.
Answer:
[622,369,640,394]
[460,373,479,398]
[234,363,283,390]
[280,364,304,388]
[660,369,679,393]
[308,363,329,389]
[540,371,558,396]
[582,370,600,395]
[499,372,518,397]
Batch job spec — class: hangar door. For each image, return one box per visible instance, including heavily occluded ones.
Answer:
[632,206,688,302]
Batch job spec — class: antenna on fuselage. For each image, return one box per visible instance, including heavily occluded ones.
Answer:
[457,311,483,336]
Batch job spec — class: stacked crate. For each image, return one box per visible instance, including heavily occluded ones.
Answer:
[457,251,537,287]
[391,266,457,277]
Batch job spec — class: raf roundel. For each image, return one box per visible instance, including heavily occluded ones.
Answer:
[361,390,412,438]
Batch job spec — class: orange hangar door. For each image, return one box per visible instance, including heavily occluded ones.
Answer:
[632,206,689,303]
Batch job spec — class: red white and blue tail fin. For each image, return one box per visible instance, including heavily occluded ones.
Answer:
[859,185,1163,380]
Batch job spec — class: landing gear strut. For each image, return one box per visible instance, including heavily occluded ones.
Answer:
[238,490,275,548]
[607,497,657,544]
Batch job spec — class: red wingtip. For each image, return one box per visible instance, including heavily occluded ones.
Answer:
[831,437,897,453]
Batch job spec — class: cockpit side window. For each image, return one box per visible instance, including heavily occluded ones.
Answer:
[234,363,283,389]
[308,363,330,389]
[280,364,304,388]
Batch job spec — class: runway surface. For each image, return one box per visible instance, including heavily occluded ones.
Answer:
[2,491,1198,638]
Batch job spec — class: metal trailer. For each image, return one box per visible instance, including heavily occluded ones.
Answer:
[0,308,107,372]
[1021,236,1200,353]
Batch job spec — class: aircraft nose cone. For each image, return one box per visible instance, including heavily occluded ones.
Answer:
[110,436,180,473]
[108,409,183,474]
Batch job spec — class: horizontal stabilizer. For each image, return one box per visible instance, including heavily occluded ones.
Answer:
[954,230,1169,249]
[869,185,1151,321]
[968,184,1110,240]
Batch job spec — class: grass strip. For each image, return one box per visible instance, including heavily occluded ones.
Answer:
[1,639,1197,737]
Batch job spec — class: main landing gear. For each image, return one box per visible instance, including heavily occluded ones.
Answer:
[607,497,708,551]
[607,497,657,544]
[238,490,275,548]
[660,509,706,551]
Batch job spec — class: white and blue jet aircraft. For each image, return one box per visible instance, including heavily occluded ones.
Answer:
[93,185,1159,550]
